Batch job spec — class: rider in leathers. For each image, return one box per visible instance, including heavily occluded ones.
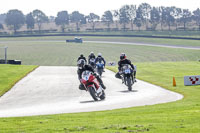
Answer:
[95,53,106,67]
[77,60,106,90]
[115,53,136,80]
[77,54,87,63]
[88,52,96,64]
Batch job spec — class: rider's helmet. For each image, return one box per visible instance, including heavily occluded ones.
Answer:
[78,59,86,69]
[120,53,126,60]
[80,53,84,57]
[98,53,102,57]
[90,51,94,56]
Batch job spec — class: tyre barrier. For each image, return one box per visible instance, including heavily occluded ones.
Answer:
[0,59,21,65]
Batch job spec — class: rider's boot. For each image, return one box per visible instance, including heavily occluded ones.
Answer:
[131,75,137,82]
[100,83,106,90]
[134,71,137,82]
[121,77,125,84]
[96,76,106,89]
[79,84,86,90]
[115,72,122,79]
[134,77,137,82]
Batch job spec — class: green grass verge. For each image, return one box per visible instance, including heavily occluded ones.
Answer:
[0,36,200,66]
[0,65,38,97]
[0,62,199,133]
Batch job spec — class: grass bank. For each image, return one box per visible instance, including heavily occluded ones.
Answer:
[0,62,199,133]
[0,64,38,97]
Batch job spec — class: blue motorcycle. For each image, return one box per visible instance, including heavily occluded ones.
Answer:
[96,62,105,76]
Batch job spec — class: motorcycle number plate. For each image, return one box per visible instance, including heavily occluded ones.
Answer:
[125,69,131,74]
[83,75,89,81]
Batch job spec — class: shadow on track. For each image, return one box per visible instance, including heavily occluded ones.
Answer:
[79,100,95,103]
[118,90,138,93]
[80,99,106,103]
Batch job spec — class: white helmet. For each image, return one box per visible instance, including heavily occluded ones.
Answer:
[90,51,94,56]
[98,53,102,57]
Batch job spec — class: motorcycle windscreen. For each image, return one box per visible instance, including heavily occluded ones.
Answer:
[82,70,91,81]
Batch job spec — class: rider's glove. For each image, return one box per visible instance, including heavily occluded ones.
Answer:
[93,72,97,76]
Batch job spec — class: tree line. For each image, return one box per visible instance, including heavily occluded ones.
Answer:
[0,3,200,33]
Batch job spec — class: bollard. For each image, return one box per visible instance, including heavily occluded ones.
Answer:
[173,77,176,87]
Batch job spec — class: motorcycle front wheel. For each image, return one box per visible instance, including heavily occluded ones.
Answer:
[97,68,103,76]
[88,86,98,101]
[127,77,132,91]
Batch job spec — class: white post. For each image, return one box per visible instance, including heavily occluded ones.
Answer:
[5,47,8,64]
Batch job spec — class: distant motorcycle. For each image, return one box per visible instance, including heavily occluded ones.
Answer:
[80,70,106,101]
[96,62,105,77]
[89,58,96,69]
[120,64,135,91]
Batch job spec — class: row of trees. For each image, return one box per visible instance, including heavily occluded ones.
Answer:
[2,9,48,33]
[1,3,200,33]
[114,4,200,31]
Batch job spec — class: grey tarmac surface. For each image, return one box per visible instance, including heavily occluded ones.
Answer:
[1,40,200,50]
[85,41,200,50]
[0,66,183,117]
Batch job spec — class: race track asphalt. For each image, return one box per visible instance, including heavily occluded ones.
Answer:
[0,66,183,117]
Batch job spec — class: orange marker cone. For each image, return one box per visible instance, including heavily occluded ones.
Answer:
[173,77,176,87]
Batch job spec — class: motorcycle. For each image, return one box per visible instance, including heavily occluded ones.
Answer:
[120,64,135,91]
[80,70,106,101]
[96,62,105,77]
[89,58,96,69]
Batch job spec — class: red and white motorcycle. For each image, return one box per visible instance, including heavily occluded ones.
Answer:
[81,70,105,101]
